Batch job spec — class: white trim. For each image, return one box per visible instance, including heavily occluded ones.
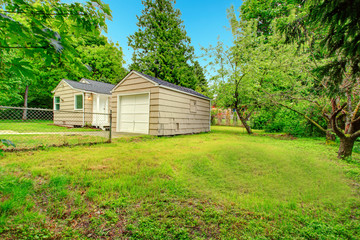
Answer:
[74,93,84,111]
[116,92,151,134]
[159,85,211,101]
[111,71,159,93]
[53,96,60,111]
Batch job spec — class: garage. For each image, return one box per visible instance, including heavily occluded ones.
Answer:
[117,93,150,134]
[111,70,211,136]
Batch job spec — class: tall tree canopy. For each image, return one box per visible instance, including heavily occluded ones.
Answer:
[0,0,126,109]
[128,0,198,90]
[240,0,299,36]
[77,36,127,84]
[281,0,360,92]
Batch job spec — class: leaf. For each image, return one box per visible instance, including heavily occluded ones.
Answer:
[1,139,16,148]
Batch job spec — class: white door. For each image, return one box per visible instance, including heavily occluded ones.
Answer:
[92,95,109,128]
[118,94,149,134]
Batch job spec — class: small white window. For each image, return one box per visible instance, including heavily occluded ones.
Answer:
[54,96,60,110]
[75,94,83,110]
[190,100,197,113]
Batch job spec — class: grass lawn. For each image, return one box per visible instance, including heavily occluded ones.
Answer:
[0,133,109,150]
[0,126,359,239]
[0,120,101,133]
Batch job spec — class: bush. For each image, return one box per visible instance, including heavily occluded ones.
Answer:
[251,106,326,137]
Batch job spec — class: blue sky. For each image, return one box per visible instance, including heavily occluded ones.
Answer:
[65,0,243,73]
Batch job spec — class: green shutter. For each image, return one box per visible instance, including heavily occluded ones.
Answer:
[75,95,83,109]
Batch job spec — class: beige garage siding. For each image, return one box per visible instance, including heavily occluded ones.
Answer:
[53,81,93,127]
[110,72,160,135]
[111,71,211,136]
[154,87,210,136]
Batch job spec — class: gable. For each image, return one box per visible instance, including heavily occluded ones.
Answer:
[111,72,157,93]
[52,80,76,94]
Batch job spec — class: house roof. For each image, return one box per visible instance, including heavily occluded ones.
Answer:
[134,71,211,100]
[63,79,115,95]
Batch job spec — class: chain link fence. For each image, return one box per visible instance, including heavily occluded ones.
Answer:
[0,106,112,151]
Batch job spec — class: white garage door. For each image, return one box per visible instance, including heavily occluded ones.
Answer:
[118,94,150,134]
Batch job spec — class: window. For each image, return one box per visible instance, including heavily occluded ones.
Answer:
[190,100,197,113]
[54,96,60,110]
[75,94,83,110]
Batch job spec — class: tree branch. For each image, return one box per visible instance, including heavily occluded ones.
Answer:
[330,103,347,138]
[276,102,327,133]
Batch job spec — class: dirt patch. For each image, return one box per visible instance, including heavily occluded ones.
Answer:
[254,133,297,140]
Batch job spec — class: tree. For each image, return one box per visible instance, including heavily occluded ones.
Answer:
[77,37,127,84]
[240,0,300,36]
[193,61,208,94]
[207,7,311,135]
[0,0,112,112]
[128,0,197,89]
[0,0,128,110]
[277,0,360,158]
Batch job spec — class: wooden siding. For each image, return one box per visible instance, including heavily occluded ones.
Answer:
[111,72,211,136]
[53,81,93,127]
[154,87,210,136]
[110,72,159,133]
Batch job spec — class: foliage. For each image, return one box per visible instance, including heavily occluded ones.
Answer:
[0,126,359,238]
[251,107,326,137]
[128,0,200,90]
[280,0,360,94]
[240,0,300,36]
[0,1,126,109]
[210,108,218,125]
[76,37,127,84]
[0,0,112,79]
[207,7,310,134]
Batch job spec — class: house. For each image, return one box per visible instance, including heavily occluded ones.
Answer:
[52,70,211,135]
[110,71,211,136]
[51,78,114,129]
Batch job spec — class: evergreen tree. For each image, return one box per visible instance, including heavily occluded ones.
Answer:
[128,0,197,89]
[193,61,208,94]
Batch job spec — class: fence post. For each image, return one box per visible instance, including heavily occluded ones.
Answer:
[109,110,112,143]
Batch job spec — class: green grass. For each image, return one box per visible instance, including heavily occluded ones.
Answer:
[0,120,100,133]
[0,133,109,150]
[0,126,359,239]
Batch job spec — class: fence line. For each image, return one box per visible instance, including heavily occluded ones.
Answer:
[0,106,112,151]
[0,106,111,115]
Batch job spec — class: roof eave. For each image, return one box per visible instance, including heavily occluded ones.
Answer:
[159,85,211,101]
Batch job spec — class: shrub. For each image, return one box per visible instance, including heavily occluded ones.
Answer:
[251,106,326,137]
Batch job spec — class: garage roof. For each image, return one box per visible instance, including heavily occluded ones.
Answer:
[63,79,115,95]
[134,71,211,100]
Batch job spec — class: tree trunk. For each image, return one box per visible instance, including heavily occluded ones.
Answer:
[326,122,336,142]
[338,137,355,159]
[236,109,252,134]
[22,85,29,121]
